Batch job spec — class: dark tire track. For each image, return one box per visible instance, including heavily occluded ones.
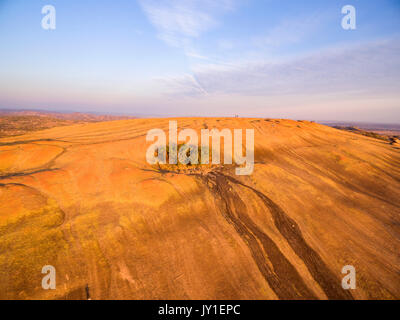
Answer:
[0,144,67,180]
[0,139,67,146]
[0,168,61,180]
[217,172,353,300]
[202,172,317,299]
[142,164,354,299]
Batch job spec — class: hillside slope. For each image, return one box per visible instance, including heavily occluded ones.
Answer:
[0,118,399,299]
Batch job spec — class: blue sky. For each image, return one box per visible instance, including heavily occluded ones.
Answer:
[0,0,399,122]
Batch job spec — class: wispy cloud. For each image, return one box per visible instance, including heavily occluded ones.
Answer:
[139,0,235,56]
[160,73,209,96]
[162,38,400,98]
[184,51,210,60]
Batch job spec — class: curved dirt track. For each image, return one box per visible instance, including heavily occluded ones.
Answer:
[202,172,353,299]
[0,118,399,299]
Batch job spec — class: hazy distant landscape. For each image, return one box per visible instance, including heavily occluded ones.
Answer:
[0,110,134,137]
[321,121,400,136]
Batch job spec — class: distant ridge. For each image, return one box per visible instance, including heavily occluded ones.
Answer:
[0,109,135,138]
[0,109,135,121]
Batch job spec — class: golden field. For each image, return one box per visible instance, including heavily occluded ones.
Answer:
[0,118,399,299]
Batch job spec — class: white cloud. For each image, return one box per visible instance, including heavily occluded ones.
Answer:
[162,38,400,98]
[156,73,209,96]
[139,0,235,53]
[185,51,209,60]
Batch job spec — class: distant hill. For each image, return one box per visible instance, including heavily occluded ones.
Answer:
[0,109,134,137]
[320,121,400,137]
